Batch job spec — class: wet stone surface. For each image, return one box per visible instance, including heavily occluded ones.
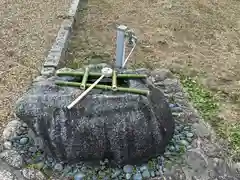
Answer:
[0,68,239,179]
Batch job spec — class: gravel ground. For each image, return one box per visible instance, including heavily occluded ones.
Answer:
[68,0,240,122]
[0,0,71,131]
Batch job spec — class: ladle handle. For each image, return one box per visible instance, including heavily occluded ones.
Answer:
[67,75,105,109]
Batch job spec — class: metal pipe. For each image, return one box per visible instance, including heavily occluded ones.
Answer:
[115,25,128,68]
[67,75,105,109]
[122,42,137,68]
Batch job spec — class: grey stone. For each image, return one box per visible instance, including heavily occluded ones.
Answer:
[21,168,46,180]
[35,162,45,170]
[40,67,55,77]
[163,78,182,93]
[28,146,37,153]
[126,173,131,179]
[216,175,239,180]
[0,150,23,168]
[140,165,148,172]
[123,165,133,173]
[33,76,47,82]
[22,123,28,128]
[15,64,175,165]
[3,120,21,141]
[111,169,121,178]
[184,149,208,176]
[180,140,189,146]
[34,137,44,149]
[133,172,142,180]
[68,0,81,17]
[3,141,12,150]
[192,122,211,138]
[54,163,63,171]
[43,22,71,68]
[142,170,150,178]
[19,137,29,145]
[151,68,174,82]
[186,132,194,138]
[232,162,240,175]
[200,140,222,157]
[171,107,182,113]
[150,171,155,177]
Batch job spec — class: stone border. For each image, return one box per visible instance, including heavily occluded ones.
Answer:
[40,0,81,77]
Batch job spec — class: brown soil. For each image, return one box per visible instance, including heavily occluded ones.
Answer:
[68,0,240,123]
[0,0,71,130]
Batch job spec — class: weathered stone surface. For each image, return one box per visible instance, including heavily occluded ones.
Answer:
[21,168,46,180]
[3,120,22,141]
[0,150,23,168]
[15,64,175,165]
[0,170,16,180]
[0,159,25,180]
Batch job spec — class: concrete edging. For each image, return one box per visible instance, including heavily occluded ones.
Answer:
[40,0,81,77]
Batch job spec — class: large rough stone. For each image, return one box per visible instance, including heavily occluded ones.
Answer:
[15,64,175,165]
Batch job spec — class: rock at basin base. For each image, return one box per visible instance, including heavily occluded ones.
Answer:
[15,64,175,165]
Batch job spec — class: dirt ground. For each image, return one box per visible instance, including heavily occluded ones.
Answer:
[68,0,240,124]
[0,0,71,130]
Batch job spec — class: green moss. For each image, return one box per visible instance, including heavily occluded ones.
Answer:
[178,74,240,161]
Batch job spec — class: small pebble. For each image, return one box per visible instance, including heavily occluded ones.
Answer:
[133,172,143,180]
[175,145,180,152]
[150,171,155,177]
[111,169,121,178]
[155,170,160,176]
[169,104,176,108]
[20,126,27,132]
[186,132,194,138]
[123,165,133,173]
[74,172,85,180]
[126,173,131,179]
[100,165,106,170]
[29,147,37,153]
[169,145,175,152]
[164,151,171,157]
[19,137,29,145]
[142,170,150,178]
[22,123,28,128]
[139,165,148,172]
[171,107,182,113]
[98,171,106,178]
[54,163,63,171]
[16,130,23,136]
[35,162,44,169]
[51,161,56,167]
[3,141,12,150]
[180,140,189,146]
[47,157,53,163]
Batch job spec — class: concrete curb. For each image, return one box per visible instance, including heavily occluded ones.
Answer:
[41,0,81,77]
